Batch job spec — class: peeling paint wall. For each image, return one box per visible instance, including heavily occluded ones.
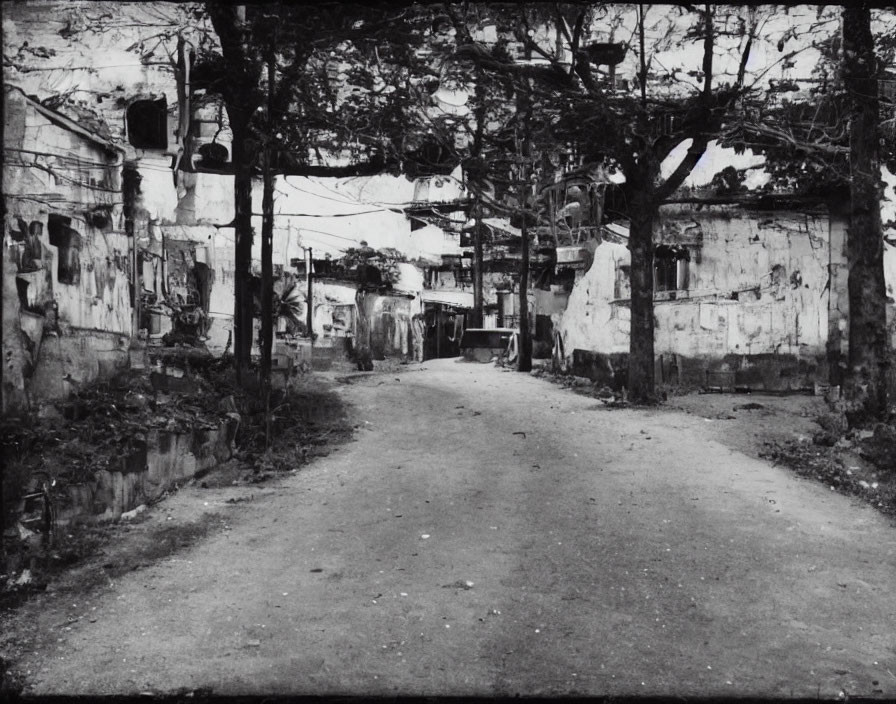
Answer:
[555,205,868,388]
[4,1,189,153]
[557,239,631,355]
[885,242,896,350]
[3,88,132,413]
[653,207,836,358]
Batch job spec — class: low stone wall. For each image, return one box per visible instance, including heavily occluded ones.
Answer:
[569,348,828,393]
[570,349,629,390]
[53,415,239,525]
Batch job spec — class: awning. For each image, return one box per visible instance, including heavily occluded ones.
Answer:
[420,290,474,308]
[482,217,522,238]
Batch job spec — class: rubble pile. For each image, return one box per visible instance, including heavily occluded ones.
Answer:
[759,418,896,517]
[529,366,630,407]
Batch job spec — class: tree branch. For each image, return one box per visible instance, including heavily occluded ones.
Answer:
[701,3,713,103]
[453,43,576,89]
[654,134,710,203]
[735,7,756,89]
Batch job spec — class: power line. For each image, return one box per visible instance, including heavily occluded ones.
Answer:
[261,208,404,218]
[277,180,406,215]
[305,175,427,208]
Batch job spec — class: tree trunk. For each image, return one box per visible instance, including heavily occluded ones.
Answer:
[207,3,257,383]
[471,196,484,329]
[306,248,314,338]
[842,5,890,421]
[627,200,657,403]
[231,121,254,383]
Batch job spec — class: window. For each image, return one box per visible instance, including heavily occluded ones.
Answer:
[47,214,81,285]
[127,98,168,150]
[614,263,631,300]
[654,245,689,292]
[880,78,895,103]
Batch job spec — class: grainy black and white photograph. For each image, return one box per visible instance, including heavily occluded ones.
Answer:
[1,1,895,700]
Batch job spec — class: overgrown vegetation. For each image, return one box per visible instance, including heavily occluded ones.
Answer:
[1,349,354,606]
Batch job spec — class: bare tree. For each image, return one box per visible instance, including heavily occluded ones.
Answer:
[202,2,433,384]
[426,3,759,400]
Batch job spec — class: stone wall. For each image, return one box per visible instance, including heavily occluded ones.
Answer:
[52,417,239,525]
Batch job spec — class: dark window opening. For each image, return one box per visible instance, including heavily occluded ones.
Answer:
[47,214,81,285]
[16,278,29,310]
[313,258,333,277]
[127,98,168,150]
[614,263,631,300]
[654,245,689,292]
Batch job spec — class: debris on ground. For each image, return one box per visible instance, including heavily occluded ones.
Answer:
[442,580,474,590]
[759,434,895,517]
[733,402,766,411]
[530,365,630,407]
[558,381,896,518]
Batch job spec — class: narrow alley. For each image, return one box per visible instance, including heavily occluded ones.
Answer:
[9,361,895,699]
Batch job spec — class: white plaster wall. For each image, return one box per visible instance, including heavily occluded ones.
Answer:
[276,175,461,261]
[141,171,462,262]
[138,162,181,222]
[395,263,425,295]
[557,209,837,360]
[885,241,896,348]
[557,241,630,355]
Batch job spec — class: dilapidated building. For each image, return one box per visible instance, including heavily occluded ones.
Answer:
[553,182,896,392]
[3,86,134,413]
[2,1,476,411]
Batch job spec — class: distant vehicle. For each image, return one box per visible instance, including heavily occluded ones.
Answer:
[459,327,519,363]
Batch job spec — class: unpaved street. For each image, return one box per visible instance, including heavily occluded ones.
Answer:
[14,361,896,697]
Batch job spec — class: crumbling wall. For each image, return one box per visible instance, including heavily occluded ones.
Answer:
[557,239,630,355]
[50,419,238,525]
[3,89,131,414]
[652,208,834,359]
[355,292,414,360]
[555,206,863,390]
[885,240,896,350]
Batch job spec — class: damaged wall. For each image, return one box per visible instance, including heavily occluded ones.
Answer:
[885,241,896,350]
[555,204,862,390]
[3,87,133,413]
[653,207,836,358]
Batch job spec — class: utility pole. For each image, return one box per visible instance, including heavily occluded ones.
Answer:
[517,163,532,372]
[515,83,533,373]
[305,246,314,339]
[260,47,276,386]
[472,195,484,328]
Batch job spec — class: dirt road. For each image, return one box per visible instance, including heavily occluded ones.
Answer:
[12,360,896,697]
